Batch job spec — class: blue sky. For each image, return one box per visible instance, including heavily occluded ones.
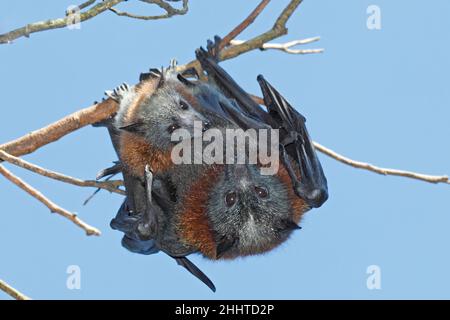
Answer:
[1,0,449,299]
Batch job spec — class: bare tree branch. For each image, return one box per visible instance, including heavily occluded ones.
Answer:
[0,150,125,195]
[177,0,304,74]
[66,0,97,15]
[0,99,118,158]
[230,37,324,55]
[0,0,125,44]
[314,142,450,185]
[0,0,298,157]
[219,0,271,51]
[0,165,101,236]
[0,279,31,300]
[220,0,303,61]
[110,0,189,20]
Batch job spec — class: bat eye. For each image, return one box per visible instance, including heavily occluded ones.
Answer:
[225,191,237,207]
[254,186,268,198]
[179,100,189,110]
[167,123,180,133]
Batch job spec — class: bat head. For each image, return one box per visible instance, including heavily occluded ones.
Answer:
[206,164,305,259]
[132,79,209,152]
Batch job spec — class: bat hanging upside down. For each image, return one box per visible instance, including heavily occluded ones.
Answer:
[95,37,328,292]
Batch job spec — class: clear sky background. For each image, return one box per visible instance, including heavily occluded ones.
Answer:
[1,0,449,299]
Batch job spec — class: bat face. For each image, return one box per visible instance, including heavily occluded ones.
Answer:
[136,80,209,152]
[207,165,304,258]
[114,73,210,178]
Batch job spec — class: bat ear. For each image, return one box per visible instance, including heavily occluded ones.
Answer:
[139,68,162,82]
[119,121,145,134]
[215,236,236,259]
[281,220,302,232]
[139,73,151,82]
[156,67,166,89]
[177,73,196,87]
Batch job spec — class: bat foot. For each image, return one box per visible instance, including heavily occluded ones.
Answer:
[121,235,159,255]
[206,35,222,61]
[95,162,121,180]
[139,68,163,82]
[105,83,130,102]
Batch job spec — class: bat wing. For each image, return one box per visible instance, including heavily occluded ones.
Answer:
[95,162,121,180]
[195,41,328,208]
[173,256,216,292]
[257,75,328,208]
[121,235,160,255]
[96,117,164,242]
[195,47,272,126]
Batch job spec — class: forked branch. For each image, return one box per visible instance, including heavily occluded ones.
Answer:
[0,165,101,236]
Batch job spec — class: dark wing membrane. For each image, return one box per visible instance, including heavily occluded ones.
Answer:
[95,162,122,180]
[173,256,216,292]
[194,43,328,208]
[195,47,273,125]
[99,118,160,239]
[121,235,160,255]
[257,75,328,208]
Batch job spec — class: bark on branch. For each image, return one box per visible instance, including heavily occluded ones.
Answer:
[314,142,450,185]
[0,0,190,44]
[110,0,189,20]
[0,99,118,158]
[0,150,125,194]
[0,165,101,236]
[0,279,31,300]
[0,0,125,44]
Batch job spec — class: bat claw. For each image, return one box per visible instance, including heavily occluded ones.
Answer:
[205,35,222,61]
[105,83,131,102]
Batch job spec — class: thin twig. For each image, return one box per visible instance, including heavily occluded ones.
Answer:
[0,0,125,44]
[0,165,101,236]
[230,37,324,55]
[177,0,303,73]
[0,279,31,300]
[0,150,125,195]
[219,0,271,51]
[66,0,97,15]
[220,0,303,61]
[109,0,189,20]
[314,142,450,184]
